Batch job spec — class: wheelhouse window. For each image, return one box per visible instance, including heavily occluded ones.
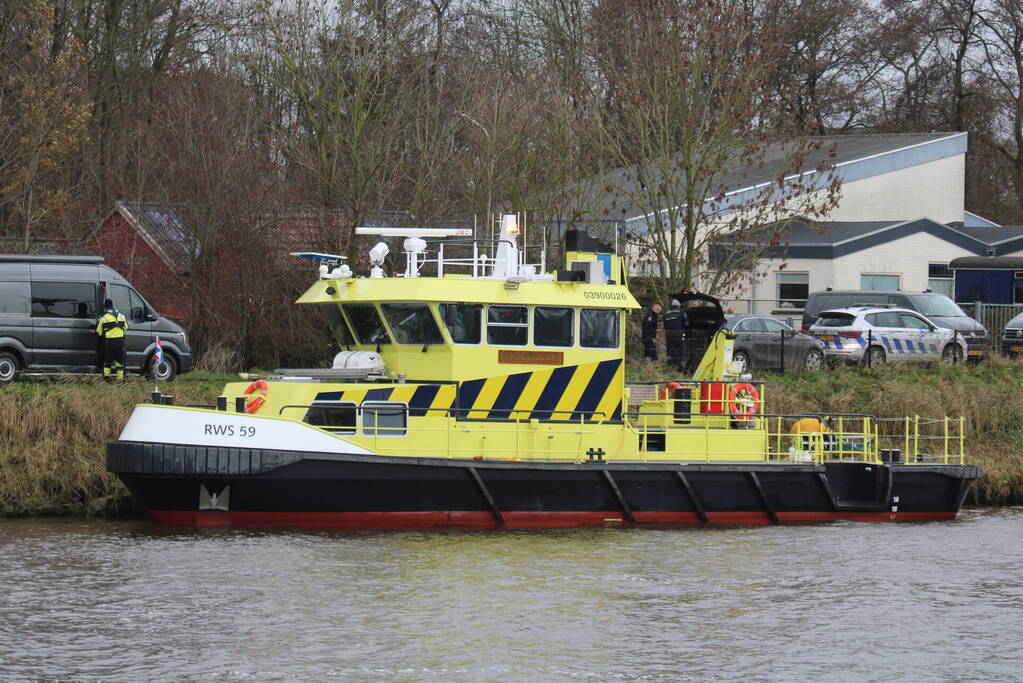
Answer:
[487,305,528,346]
[776,272,808,309]
[304,402,357,434]
[31,282,97,318]
[533,306,574,347]
[928,263,953,297]
[342,304,391,345]
[362,402,407,437]
[325,306,356,347]
[439,303,482,344]
[380,303,444,345]
[580,308,619,348]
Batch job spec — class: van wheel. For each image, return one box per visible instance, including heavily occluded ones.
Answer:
[148,355,178,382]
[863,346,886,367]
[0,352,19,383]
[941,344,963,365]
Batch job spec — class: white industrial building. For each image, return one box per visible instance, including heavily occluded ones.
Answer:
[607,131,1021,315]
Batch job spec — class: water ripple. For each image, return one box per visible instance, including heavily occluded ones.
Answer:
[0,509,1021,681]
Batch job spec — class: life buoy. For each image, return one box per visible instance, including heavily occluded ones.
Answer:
[660,381,682,399]
[243,379,269,414]
[728,382,759,419]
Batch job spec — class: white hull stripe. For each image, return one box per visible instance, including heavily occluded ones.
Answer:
[117,405,375,455]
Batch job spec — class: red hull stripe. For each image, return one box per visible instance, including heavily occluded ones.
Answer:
[150,509,957,528]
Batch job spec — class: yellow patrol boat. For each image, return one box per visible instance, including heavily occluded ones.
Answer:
[107,216,979,527]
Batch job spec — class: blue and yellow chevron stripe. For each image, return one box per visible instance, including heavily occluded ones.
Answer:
[314,359,624,423]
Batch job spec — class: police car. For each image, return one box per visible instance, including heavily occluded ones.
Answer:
[808,306,966,365]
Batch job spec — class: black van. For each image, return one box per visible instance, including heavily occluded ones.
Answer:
[0,255,193,383]
[801,289,989,359]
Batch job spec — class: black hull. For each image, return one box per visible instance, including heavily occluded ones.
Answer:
[106,441,980,527]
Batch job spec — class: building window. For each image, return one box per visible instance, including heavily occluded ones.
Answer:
[928,263,953,297]
[776,273,808,309]
[362,402,407,437]
[487,305,528,346]
[1015,272,1023,305]
[580,308,619,348]
[439,303,481,344]
[533,307,574,347]
[860,274,900,291]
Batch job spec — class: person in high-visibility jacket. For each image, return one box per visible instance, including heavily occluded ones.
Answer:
[96,298,128,380]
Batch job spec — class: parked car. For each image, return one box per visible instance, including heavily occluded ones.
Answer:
[801,290,988,360]
[1001,312,1023,356]
[808,306,966,366]
[724,314,826,372]
[0,254,193,383]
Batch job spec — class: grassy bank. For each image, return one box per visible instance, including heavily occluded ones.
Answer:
[1,361,1022,516]
[0,374,231,516]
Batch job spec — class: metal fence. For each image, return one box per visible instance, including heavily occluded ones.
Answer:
[960,302,1022,348]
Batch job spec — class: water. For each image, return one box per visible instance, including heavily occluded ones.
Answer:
[1,509,1022,682]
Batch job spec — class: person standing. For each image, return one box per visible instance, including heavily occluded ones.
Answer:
[641,303,662,360]
[663,299,689,372]
[96,298,128,380]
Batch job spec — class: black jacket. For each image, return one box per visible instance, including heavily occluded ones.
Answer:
[663,308,689,333]
[641,309,659,338]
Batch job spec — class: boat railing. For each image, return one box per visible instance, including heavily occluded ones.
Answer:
[271,401,964,466]
[399,238,547,279]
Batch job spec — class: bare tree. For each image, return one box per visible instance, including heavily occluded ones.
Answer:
[593,0,840,301]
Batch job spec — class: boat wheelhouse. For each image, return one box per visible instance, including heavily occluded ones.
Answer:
[107,215,979,526]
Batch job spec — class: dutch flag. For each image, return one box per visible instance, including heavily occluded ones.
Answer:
[154,336,164,365]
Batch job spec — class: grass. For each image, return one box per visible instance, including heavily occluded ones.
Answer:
[1,359,1021,516]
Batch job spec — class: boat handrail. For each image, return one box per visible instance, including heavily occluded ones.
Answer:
[277,403,607,422]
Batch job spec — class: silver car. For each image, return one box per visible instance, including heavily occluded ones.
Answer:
[809,306,966,365]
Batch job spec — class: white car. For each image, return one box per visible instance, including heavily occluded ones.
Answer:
[809,306,966,365]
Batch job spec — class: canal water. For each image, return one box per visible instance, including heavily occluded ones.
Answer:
[1,508,1021,682]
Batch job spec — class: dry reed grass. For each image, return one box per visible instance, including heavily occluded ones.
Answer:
[0,375,227,515]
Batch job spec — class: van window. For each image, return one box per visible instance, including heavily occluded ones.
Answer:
[534,307,573,347]
[439,303,481,344]
[911,294,965,317]
[380,303,444,345]
[362,402,407,436]
[0,282,30,315]
[487,305,528,346]
[581,308,619,348]
[109,284,149,322]
[304,401,357,434]
[31,282,97,318]
[343,304,390,345]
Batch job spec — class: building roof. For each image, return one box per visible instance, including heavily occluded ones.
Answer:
[716,217,1023,260]
[593,132,966,224]
[103,201,198,273]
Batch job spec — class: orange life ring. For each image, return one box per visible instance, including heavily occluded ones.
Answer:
[728,382,759,419]
[243,379,269,414]
[660,381,682,399]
